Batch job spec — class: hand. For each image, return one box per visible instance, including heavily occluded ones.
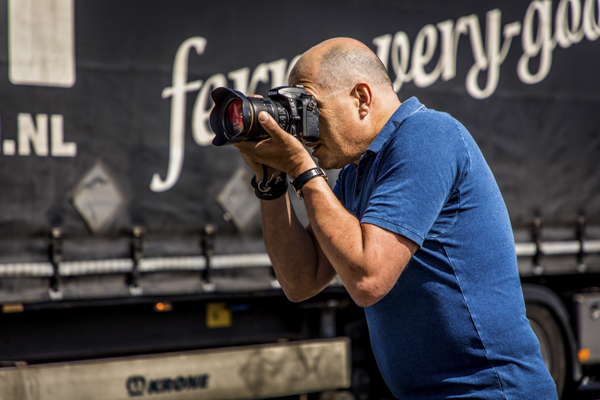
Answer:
[237,150,282,182]
[235,111,316,179]
[234,95,287,179]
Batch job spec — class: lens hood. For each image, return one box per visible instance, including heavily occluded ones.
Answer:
[210,87,249,146]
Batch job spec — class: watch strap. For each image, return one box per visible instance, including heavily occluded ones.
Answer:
[292,168,327,199]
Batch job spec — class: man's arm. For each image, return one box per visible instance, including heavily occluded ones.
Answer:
[235,140,337,302]
[298,176,418,307]
[236,112,418,307]
[259,193,337,302]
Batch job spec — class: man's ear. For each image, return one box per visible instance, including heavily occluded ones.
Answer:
[353,83,372,119]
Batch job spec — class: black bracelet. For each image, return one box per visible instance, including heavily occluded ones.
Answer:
[291,168,327,199]
[251,173,288,200]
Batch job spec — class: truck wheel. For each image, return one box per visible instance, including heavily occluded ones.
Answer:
[526,304,567,398]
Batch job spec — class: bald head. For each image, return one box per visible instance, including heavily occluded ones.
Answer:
[289,38,393,92]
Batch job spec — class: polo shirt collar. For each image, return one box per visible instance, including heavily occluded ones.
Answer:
[365,97,425,155]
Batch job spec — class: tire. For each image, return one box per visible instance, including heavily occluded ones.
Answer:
[526,303,567,398]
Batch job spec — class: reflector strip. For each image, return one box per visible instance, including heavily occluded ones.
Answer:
[0,262,54,277]
[139,256,205,272]
[514,240,600,257]
[584,240,600,253]
[540,241,581,255]
[2,240,600,278]
[211,253,272,269]
[514,243,537,257]
[0,254,265,277]
[60,259,133,276]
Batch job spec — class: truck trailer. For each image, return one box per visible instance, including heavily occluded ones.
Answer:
[1,0,599,399]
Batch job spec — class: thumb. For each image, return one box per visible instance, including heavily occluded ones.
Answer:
[258,111,287,140]
[258,111,270,124]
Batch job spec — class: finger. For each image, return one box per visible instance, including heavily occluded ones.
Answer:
[235,138,271,155]
[235,145,264,176]
[235,145,284,179]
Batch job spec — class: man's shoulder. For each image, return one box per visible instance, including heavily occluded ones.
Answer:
[399,106,462,136]
[384,105,468,160]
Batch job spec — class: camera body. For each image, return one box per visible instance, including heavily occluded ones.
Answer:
[210,86,319,146]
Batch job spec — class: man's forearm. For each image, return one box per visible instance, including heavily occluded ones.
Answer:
[261,193,335,301]
[299,176,417,307]
[300,179,368,283]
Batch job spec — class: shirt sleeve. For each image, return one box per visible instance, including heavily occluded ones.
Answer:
[332,166,348,204]
[361,111,470,246]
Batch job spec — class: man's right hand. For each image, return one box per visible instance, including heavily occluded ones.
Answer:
[233,95,287,182]
[235,111,316,180]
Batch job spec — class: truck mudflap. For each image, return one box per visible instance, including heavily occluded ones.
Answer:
[0,338,350,400]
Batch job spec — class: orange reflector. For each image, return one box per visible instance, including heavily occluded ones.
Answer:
[2,303,24,313]
[578,348,591,362]
[154,302,172,312]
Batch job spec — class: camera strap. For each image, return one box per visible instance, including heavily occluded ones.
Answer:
[250,164,288,200]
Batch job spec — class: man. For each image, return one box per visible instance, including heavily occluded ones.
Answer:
[235,38,557,399]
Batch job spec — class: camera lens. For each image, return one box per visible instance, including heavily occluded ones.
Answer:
[210,86,318,146]
[210,88,275,145]
[227,99,244,136]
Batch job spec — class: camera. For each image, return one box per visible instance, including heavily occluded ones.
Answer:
[209,86,319,146]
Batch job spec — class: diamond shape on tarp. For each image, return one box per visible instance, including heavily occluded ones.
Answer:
[71,161,125,233]
[217,167,260,230]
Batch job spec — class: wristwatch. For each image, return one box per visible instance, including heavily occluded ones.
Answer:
[291,168,327,199]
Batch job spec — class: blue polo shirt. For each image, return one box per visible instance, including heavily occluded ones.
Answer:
[333,98,557,399]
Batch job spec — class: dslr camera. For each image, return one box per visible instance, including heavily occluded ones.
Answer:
[209,86,319,146]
